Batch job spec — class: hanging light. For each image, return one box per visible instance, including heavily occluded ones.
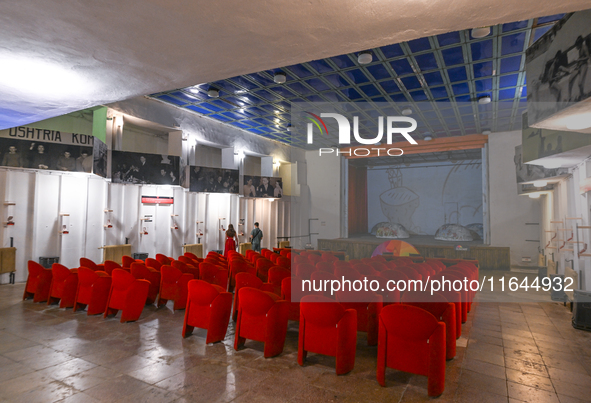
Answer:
[357,51,373,65]
[274,72,286,84]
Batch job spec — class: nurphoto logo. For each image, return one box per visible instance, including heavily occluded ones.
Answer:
[305,112,418,157]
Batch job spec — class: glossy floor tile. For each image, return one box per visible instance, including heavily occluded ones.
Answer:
[1,275,590,402]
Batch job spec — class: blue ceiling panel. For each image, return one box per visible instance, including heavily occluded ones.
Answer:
[152,14,561,146]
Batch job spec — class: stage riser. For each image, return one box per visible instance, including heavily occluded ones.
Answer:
[318,239,510,271]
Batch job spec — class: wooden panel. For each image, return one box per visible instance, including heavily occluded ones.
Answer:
[341,134,488,159]
[317,239,510,271]
[183,244,203,259]
[0,247,16,274]
[239,243,251,256]
[278,241,290,248]
[101,244,132,264]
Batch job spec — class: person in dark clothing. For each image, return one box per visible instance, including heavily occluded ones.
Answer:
[250,222,263,252]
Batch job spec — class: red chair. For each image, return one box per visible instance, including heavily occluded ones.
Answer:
[269,253,280,264]
[80,258,99,271]
[310,271,338,298]
[103,269,150,323]
[276,257,291,269]
[321,253,338,263]
[435,272,468,323]
[130,262,161,305]
[334,266,361,282]
[234,287,289,358]
[74,267,112,315]
[281,276,304,321]
[172,260,200,279]
[261,248,273,259]
[377,304,446,396]
[279,249,290,257]
[121,256,136,268]
[47,264,78,308]
[145,258,162,271]
[157,265,193,311]
[182,280,232,343]
[229,259,256,289]
[307,254,322,266]
[369,261,388,272]
[355,265,379,276]
[255,258,274,282]
[336,289,383,346]
[232,272,278,321]
[155,254,172,266]
[184,252,200,260]
[298,295,357,375]
[268,267,291,287]
[23,261,53,302]
[104,260,122,275]
[199,262,229,290]
[178,255,196,266]
[433,290,462,338]
[293,255,307,265]
[315,261,333,273]
[295,263,316,280]
[401,292,456,360]
[333,260,352,269]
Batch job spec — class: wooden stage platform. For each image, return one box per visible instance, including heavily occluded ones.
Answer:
[317,235,510,271]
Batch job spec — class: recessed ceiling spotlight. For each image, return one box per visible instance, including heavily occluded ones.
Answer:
[189,87,200,94]
[358,51,373,65]
[274,72,286,84]
[533,180,548,188]
[401,107,413,116]
[482,129,492,135]
[207,87,219,98]
[528,193,541,199]
[423,132,433,141]
[471,27,491,39]
[286,125,292,132]
[478,95,491,105]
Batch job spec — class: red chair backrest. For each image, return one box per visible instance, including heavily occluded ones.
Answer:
[239,287,278,317]
[307,254,322,265]
[80,258,98,271]
[104,260,121,275]
[146,258,162,271]
[156,254,171,265]
[184,252,199,260]
[334,266,361,281]
[160,265,184,284]
[295,263,316,280]
[300,294,346,326]
[276,257,290,269]
[121,256,135,268]
[188,279,223,306]
[268,267,291,286]
[316,261,334,273]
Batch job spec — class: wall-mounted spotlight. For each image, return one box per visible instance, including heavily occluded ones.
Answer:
[357,51,372,65]
[207,87,219,98]
[274,72,287,84]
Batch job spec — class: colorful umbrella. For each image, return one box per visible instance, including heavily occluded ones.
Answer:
[372,240,419,258]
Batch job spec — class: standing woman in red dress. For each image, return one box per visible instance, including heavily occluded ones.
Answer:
[224,224,239,258]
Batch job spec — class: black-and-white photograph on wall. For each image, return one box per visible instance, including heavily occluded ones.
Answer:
[189,166,239,193]
[0,132,95,173]
[111,150,180,185]
[92,138,108,178]
[243,176,283,198]
[526,11,591,124]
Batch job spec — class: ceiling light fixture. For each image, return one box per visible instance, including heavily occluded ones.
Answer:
[565,112,591,130]
[482,129,492,135]
[478,95,492,104]
[274,72,286,84]
[528,193,541,199]
[286,125,292,132]
[207,87,219,98]
[423,132,433,141]
[533,180,548,188]
[471,27,491,39]
[188,87,200,94]
[358,51,373,65]
[401,107,412,116]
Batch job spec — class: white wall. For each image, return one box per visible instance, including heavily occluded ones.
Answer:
[489,130,542,266]
[0,168,291,284]
[367,162,483,235]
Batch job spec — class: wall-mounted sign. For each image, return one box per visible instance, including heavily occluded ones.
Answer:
[141,196,173,204]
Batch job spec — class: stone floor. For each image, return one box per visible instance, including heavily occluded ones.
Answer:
[0,275,590,402]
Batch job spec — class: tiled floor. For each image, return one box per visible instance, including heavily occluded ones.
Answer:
[0,274,590,402]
